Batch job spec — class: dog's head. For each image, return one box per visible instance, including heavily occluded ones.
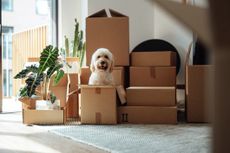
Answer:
[90,48,114,73]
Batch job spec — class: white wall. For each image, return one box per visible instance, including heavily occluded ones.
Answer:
[88,0,155,51]
[58,0,82,48]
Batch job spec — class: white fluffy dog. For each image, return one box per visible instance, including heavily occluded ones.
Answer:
[89,48,115,85]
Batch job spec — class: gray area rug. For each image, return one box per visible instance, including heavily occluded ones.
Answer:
[49,124,211,153]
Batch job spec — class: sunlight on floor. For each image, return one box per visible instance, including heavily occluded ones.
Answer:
[2,98,22,113]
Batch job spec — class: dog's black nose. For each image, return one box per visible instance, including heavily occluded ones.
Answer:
[101,61,105,64]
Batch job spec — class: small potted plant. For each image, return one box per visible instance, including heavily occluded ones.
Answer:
[14,45,65,109]
[62,18,86,73]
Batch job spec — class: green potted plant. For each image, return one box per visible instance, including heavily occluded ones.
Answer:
[14,45,65,109]
[63,18,86,73]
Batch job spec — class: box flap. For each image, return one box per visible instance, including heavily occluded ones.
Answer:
[109,9,127,17]
[88,9,107,18]
[127,87,175,90]
[80,85,115,89]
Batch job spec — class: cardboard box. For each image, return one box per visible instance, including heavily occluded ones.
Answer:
[118,106,177,124]
[127,87,176,106]
[66,73,79,118]
[80,85,117,124]
[23,109,66,125]
[186,65,213,122]
[20,74,70,125]
[86,9,129,66]
[131,51,176,66]
[80,67,125,86]
[130,66,176,86]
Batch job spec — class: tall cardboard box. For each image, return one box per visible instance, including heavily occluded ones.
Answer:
[186,65,213,122]
[80,85,117,124]
[131,51,176,66]
[86,9,129,66]
[80,67,125,86]
[127,87,176,106]
[130,66,176,86]
[118,106,177,124]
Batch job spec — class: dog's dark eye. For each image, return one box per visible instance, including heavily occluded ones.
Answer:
[97,55,101,59]
[104,55,108,59]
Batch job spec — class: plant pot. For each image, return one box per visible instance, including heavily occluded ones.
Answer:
[19,97,38,109]
[65,57,80,73]
[36,99,61,110]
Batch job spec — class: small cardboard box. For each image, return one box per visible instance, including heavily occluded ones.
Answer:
[131,51,176,66]
[186,65,213,122]
[118,106,177,124]
[130,66,176,86]
[80,67,125,86]
[127,87,176,106]
[80,85,117,124]
[21,74,70,125]
[86,9,129,66]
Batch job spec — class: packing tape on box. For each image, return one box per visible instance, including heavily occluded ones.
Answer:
[95,112,101,124]
[150,67,156,78]
[95,88,101,94]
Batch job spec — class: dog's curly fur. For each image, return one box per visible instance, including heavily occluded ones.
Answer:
[89,48,115,85]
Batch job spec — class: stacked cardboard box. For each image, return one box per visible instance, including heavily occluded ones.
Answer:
[80,9,130,124]
[118,51,177,124]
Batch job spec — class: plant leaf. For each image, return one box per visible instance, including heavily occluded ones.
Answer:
[14,65,38,79]
[80,42,86,68]
[53,70,64,86]
[73,19,79,57]
[50,92,56,104]
[64,36,70,57]
[24,73,43,97]
[39,45,59,73]
[47,63,63,78]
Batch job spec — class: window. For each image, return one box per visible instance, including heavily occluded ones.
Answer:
[36,0,50,15]
[2,27,13,97]
[2,27,13,59]
[2,0,13,11]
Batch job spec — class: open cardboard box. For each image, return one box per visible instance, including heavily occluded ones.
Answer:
[130,66,176,86]
[118,106,177,124]
[131,51,176,66]
[80,67,125,86]
[86,9,129,66]
[127,87,176,106]
[79,68,125,124]
[20,74,71,125]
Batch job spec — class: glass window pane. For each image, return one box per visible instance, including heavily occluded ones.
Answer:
[2,0,13,11]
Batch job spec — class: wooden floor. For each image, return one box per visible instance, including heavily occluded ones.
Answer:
[0,102,107,153]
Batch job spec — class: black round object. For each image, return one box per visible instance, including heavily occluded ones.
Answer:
[132,39,181,75]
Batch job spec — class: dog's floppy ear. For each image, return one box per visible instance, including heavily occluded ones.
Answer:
[90,63,95,72]
[109,57,114,73]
